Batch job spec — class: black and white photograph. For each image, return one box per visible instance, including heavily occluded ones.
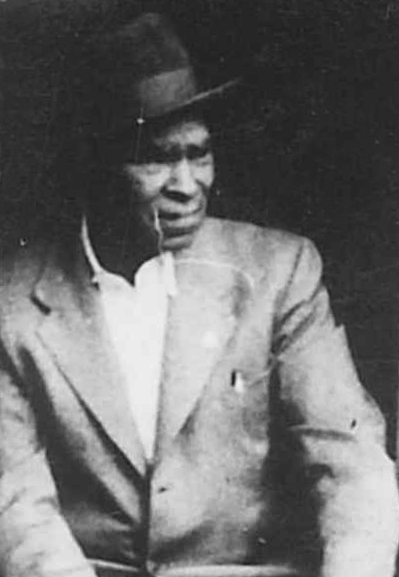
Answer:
[0,1,399,576]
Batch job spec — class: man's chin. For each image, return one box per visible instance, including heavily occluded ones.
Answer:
[161,231,199,252]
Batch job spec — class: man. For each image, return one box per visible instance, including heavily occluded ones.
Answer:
[0,12,398,577]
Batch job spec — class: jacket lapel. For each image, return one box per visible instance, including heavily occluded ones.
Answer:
[155,225,254,460]
[33,241,147,476]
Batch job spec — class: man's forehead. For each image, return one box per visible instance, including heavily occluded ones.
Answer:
[151,119,211,148]
[97,118,212,164]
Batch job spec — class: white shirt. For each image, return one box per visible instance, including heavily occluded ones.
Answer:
[82,220,177,460]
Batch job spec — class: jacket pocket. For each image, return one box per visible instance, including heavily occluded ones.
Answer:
[229,369,271,441]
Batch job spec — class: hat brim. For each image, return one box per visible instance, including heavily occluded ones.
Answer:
[91,76,242,141]
[85,76,244,164]
[147,77,242,120]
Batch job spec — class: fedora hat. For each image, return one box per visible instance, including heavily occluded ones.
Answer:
[79,12,240,139]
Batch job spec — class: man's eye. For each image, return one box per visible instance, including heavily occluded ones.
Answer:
[133,154,162,165]
[187,147,212,162]
[191,152,212,166]
[131,146,212,165]
[133,146,171,164]
[134,158,161,167]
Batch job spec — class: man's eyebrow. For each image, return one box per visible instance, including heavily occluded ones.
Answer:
[133,136,212,163]
[154,136,212,152]
[186,141,213,158]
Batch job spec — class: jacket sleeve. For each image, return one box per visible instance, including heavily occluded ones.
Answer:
[273,237,399,577]
[0,344,96,577]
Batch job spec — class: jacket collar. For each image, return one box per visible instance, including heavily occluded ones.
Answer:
[32,233,148,476]
[154,219,255,461]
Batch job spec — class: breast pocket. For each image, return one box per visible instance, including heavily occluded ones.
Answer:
[230,369,271,441]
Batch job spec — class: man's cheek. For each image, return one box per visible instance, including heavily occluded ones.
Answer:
[199,165,215,191]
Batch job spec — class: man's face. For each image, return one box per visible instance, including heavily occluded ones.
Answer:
[119,118,214,252]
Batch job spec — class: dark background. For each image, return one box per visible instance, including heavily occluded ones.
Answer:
[1,0,398,455]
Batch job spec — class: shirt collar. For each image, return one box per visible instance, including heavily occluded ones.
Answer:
[81,216,178,297]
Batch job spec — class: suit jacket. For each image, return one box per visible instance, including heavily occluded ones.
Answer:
[0,217,397,577]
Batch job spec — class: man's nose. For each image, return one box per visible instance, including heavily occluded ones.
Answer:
[166,159,197,199]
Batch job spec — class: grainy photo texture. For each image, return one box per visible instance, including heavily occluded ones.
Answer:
[0,2,398,577]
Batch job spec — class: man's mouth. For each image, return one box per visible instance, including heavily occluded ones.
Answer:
[150,200,206,252]
[159,203,203,221]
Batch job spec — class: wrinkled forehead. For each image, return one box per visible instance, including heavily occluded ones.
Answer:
[150,118,212,149]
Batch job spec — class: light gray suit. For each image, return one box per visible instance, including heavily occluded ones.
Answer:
[0,217,397,577]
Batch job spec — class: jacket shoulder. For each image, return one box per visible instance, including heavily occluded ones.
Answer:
[201,217,319,278]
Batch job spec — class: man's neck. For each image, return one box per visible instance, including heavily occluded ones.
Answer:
[86,212,159,283]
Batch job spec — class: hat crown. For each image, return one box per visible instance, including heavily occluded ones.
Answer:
[98,13,191,81]
[81,12,198,133]
[75,12,238,138]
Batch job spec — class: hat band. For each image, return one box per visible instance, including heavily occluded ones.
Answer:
[136,67,198,120]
